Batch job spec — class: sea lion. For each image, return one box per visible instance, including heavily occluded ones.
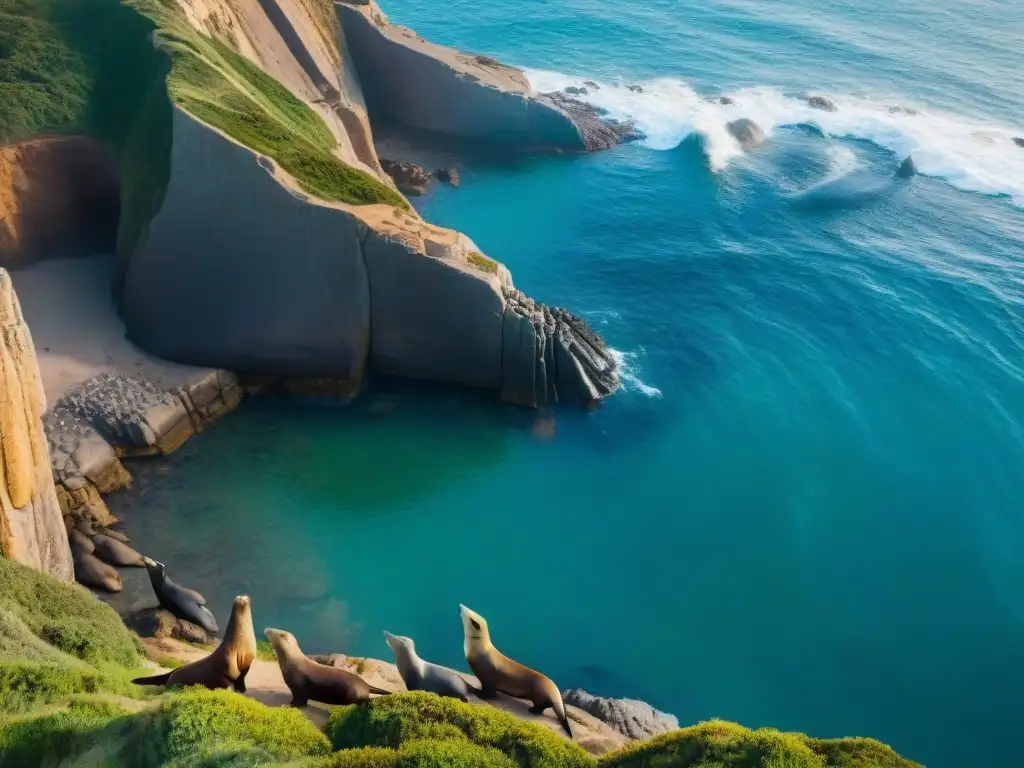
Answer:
[73,550,122,592]
[132,595,256,690]
[459,604,572,738]
[68,528,94,554]
[142,556,218,634]
[97,527,131,544]
[264,628,391,707]
[384,631,472,701]
[92,534,145,567]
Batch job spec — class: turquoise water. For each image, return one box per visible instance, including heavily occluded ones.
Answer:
[112,2,1024,766]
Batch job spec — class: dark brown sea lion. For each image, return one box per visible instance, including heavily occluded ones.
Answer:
[460,604,572,738]
[73,550,122,592]
[141,556,218,634]
[264,628,390,707]
[68,528,94,554]
[92,534,145,567]
[132,595,255,690]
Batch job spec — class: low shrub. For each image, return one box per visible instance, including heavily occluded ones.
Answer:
[0,661,135,714]
[325,691,592,768]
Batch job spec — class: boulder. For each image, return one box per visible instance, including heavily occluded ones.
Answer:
[379,158,431,194]
[718,95,735,105]
[565,86,588,96]
[726,118,765,149]
[583,80,600,90]
[125,607,215,645]
[896,155,918,178]
[0,270,74,581]
[562,688,679,741]
[1013,137,1024,148]
[628,84,644,93]
[435,167,460,186]
[807,95,837,112]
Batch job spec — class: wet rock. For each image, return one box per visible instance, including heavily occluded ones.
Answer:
[888,105,919,116]
[379,158,431,195]
[606,119,645,143]
[563,689,679,741]
[628,84,643,93]
[726,118,765,149]
[125,607,215,645]
[807,95,837,112]
[896,155,918,178]
[565,86,588,96]
[718,95,735,105]
[543,93,636,151]
[583,80,600,90]
[435,168,460,186]
[1013,137,1024,148]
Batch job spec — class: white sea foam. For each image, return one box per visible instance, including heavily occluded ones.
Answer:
[610,348,662,398]
[524,69,1024,206]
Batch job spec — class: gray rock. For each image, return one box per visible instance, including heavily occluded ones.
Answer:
[583,80,600,90]
[726,118,765,149]
[807,95,837,112]
[542,93,634,151]
[896,155,918,178]
[562,688,679,741]
[888,105,919,116]
[628,84,643,93]
[718,95,735,105]
[1013,137,1024,148]
[124,607,214,645]
[380,158,431,194]
[565,86,588,96]
[435,167,460,186]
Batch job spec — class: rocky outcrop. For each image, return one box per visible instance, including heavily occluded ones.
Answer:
[0,270,73,581]
[543,93,643,149]
[121,107,619,407]
[125,607,215,645]
[1013,137,1024,148]
[0,136,121,266]
[896,155,918,178]
[46,369,243,529]
[380,158,431,194]
[336,0,623,151]
[562,688,679,741]
[726,118,765,149]
[501,289,619,408]
[807,95,837,112]
[435,168,460,186]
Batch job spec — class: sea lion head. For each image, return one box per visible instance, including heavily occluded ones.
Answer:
[141,557,167,584]
[459,604,491,649]
[384,631,415,657]
[264,627,300,660]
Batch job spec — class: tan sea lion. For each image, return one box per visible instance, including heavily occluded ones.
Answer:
[460,604,572,738]
[73,551,122,592]
[68,528,94,554]
[92,534,145,567]
[132,595,255,690]
[264,628,390,707]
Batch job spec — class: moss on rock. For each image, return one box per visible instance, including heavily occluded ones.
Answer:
[326,691,593,768]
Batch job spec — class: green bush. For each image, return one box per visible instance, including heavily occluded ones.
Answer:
[467,251,499,274]
[0,557,139,669]
[325,691,592,768]
[0,660,136,714]
[321,738,521,767]
[598,721,922,768]
[0,698,131,768]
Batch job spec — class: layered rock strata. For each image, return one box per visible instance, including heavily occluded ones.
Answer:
[562,688,679,741]
[121,107,619,406]
[336,0,626,151]
[0,270,73,580]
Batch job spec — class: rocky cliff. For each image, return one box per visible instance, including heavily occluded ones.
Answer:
[0,270,73,580]
[336,0,623,151]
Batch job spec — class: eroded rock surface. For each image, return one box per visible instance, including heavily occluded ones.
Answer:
[380,158,431,194]
[0,270,73,580]
[727,118,765,149]
[563,688,679,741]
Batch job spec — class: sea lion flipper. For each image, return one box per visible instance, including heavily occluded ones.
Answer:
[290,695,308,707]
[476,686,498,700]
[233,668,249,693]
[528,704,547,714]
[368,685,391,696]
[132,671,172,686]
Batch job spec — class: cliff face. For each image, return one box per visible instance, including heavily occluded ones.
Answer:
[122,108,618,404]
[0,270,73,581]
[336,0,619,151]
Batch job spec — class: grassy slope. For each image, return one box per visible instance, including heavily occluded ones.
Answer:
[0,0,406,270]
[0,555,923,767]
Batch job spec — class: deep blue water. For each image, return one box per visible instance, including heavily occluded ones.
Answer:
[111,2,1024,766]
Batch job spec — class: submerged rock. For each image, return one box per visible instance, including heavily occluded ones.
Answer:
[435,167,461,186]
[726,118,765,149]
[807,95,837,112]
[888,105,919,116]
[896,155,918,178]
[565,86,588,96]
[380,158,431,194]
[583,80,600,90]
[718,95,735,105]
[563,688,679,741]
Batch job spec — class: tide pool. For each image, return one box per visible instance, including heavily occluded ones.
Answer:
[110,1,1024,766]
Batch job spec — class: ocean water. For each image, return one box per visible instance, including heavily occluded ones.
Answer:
[109,1,1024,766]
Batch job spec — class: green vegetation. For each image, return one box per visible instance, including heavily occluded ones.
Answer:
[326,691,593,768]
[468,251,499,274]
[0,0,407,276]
[0,660,137,714]
[256,639,278,662]
[597,721,922,768]
[324,739,519,767]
